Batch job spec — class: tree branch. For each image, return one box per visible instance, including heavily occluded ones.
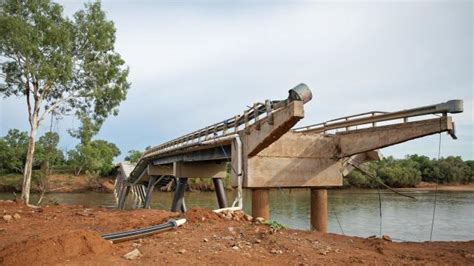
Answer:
[39,92,79,122]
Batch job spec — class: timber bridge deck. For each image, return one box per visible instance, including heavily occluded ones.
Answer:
[115,84,463,231]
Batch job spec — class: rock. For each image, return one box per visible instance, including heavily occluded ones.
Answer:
[232,246,240,251]
[123,249,141,260]
[13,213,20,219]
[367,235,377,239]
[255,217,265,224]
[319,249,330,255]
[178,249,186,254]
[227,227,235,234]
[270,249,283,254]
[132,243,142,248]
[3,215,12,223]
[255,239,262,244]
[244,214,253,222]
[382,235,392,242]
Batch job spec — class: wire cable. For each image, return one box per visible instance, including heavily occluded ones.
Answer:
[429,119,443,241]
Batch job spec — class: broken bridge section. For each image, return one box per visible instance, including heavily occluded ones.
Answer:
[114,86,463,234]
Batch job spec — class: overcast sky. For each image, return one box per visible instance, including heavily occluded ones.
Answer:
[1,0,472,161]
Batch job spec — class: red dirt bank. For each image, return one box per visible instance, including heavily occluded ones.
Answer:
[0,201,473,265]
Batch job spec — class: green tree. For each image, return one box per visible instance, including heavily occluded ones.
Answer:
[35,132,63,174]
[0,129,29,173]
[68,140,120,176]
[124,150,142,163]
[0,0,130,204]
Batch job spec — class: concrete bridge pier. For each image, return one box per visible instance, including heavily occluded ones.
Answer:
[252,189,270,220]
[171,177,187,212]
[213,178,228,208]
[310,188,328,233]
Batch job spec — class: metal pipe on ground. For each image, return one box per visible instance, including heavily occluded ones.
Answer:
[101,219,187,243]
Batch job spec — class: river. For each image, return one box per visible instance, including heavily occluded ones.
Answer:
[1,189,472,242]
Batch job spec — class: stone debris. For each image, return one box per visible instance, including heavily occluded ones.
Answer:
[255,217,266,224]
[123,248,141,260]
[203,238,209,242]
[3,215,12,223]
[13,213,20,219]
[270,249,283,254]
[382,235,392,242]
[178,249,186,254]
[244,214,253,221]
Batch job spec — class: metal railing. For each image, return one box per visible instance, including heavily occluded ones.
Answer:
[293,99,463,134]
[142,83,312,159]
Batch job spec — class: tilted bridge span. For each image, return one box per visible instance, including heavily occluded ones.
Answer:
[115,84,463,231]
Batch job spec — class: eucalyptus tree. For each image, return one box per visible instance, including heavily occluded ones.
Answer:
[0,0,130,204]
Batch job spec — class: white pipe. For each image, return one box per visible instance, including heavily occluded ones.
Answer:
[175,218,187,227]
[213,206,242,213]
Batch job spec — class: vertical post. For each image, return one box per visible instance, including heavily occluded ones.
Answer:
[213,178,228,208]
[252,189,270,219]
[118,185,131,210]
[171,177,188,212]
[144,176,158,209]
[310,188,328,233]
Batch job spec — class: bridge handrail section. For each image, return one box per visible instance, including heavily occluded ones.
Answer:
[293,100,463,134]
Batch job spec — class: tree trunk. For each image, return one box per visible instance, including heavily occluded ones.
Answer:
[21,121,38,204]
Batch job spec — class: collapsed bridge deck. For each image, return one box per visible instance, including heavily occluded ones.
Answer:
[114,84,463,232]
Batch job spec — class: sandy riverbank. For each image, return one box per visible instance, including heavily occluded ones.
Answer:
[0,201,472,265]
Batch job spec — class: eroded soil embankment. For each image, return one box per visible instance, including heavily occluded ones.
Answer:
[0,201,473,265]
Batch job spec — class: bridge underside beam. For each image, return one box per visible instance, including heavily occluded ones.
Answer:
[152,146,231,165]
[244,116,454,188]
[335,116,454,158]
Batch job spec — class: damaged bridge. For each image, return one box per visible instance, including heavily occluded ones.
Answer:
[115,84,463,232]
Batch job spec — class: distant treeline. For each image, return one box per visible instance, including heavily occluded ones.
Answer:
[345,155,474,188]
[0,127,120,179]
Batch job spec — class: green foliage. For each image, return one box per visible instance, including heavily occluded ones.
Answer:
[0,0,129,202]
[68,140,120,177]
[35,132,65,172]
[0,129,28,173]
[124,150,142,163]
[265,220,287,231]
[345,155,473,188]
[0,0,130,124]
[68,116,100,146]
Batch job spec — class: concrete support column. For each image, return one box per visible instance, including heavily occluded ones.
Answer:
[310,188,328,233]
[171,177,188,212]
[213,178,228,208]
[118,185,131,210]
[144,176,158,209]
[252,189,270,219]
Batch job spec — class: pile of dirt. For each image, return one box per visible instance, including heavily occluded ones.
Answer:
[183,208,222,223]
[0,230,112,265]
[0,201,472,265]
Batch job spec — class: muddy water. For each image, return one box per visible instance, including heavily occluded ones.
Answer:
[1,189,472,242]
